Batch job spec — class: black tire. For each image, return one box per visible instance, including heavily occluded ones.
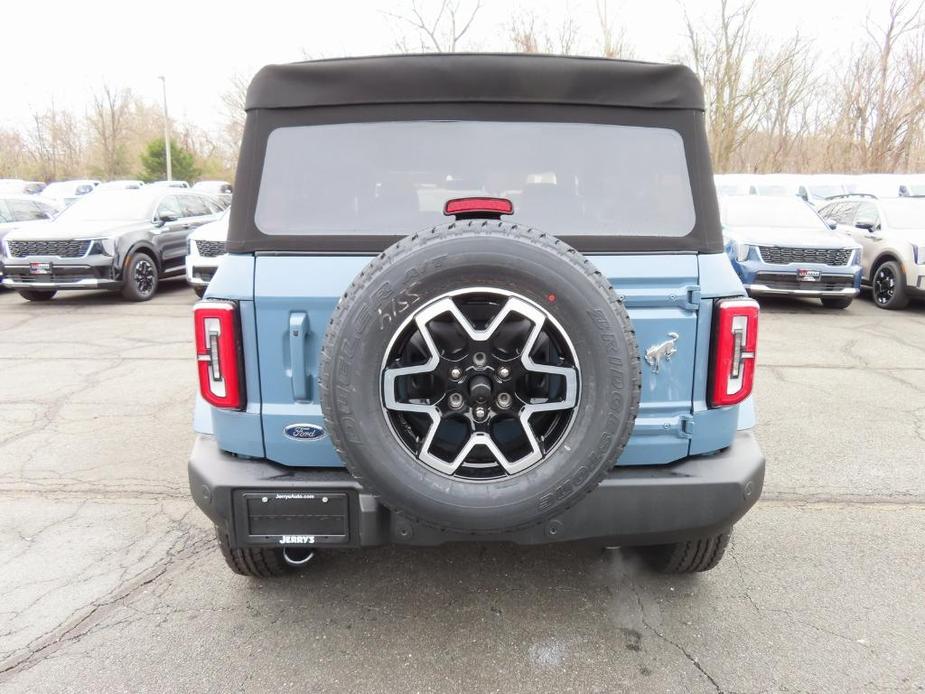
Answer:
[871,260,909,310]
[821,296,853,309]
[319,221,641,534]
[18,289,57,301]
[193,285,207,298]
[638,531,731,574]
[214,527,311,577]
[121,252,159,301]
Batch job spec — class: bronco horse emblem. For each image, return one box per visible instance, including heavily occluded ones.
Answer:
[645,332,680,374]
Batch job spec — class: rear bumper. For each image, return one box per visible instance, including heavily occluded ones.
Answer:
[189,430,765,548]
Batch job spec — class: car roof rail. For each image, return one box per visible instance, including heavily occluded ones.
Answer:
[824,192,878,200]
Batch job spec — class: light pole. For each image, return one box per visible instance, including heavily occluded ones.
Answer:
[157,75,172,181]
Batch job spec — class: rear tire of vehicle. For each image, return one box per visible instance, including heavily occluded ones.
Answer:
[871,260,909,310]
[17,289,57,302]
[214,527,307,578]
[193,285,207,298]
[821,296,853,309]
[121,252,159,302]
[637,531,731,574]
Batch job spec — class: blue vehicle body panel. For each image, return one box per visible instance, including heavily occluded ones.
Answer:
[199,254,265,458]
[216,251,749,470]
[253,256,372,467]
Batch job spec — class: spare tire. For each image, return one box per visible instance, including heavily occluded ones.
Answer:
[319,221,641,534]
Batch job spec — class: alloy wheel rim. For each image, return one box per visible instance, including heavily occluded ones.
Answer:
[874,268,894,305]
[380,288,580,480]
[134,258,155,295]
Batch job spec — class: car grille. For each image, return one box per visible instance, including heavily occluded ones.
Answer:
[7,239,92,258]
[757,246,851,266]
[196,240,226,258]
[754,273,854,292]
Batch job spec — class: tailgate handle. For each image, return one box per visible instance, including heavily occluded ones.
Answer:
[289,312,310,401]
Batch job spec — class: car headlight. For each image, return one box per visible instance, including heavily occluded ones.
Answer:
[89,238,116,256]
[729,240,751,262]
[914,245,925,265]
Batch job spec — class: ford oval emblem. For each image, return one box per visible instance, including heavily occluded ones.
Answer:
[284,423,327,441]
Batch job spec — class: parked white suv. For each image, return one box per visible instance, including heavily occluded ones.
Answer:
[185,209,228,297]
[818,195,925,309]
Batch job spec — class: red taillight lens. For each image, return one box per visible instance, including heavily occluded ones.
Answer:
[194,300,244,410]
[443,197,514,217]
[710,298,759,408]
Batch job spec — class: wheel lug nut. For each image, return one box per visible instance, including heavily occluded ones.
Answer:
[497,366,511,379]
[449,367,463,380]
[448,392,464,410]
[496,392,512,409]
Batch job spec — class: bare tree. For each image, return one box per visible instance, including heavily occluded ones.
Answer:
[509,11,579,54]
[681,0,799,172]
[597,0,633,58]
[387,0,482,52]
[87,84,133,178]
[826,0,925,172]
[0,129,28,178]
[25,101,85,181]
[753,35,817,171]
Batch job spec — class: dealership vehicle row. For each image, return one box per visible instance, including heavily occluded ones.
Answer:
[2,173,923,311]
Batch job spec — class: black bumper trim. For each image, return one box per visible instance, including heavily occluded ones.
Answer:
[188,431,765,548]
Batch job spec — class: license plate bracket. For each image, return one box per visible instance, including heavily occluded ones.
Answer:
[797,268,820,282]
[29,262,52,275]
[235,490,351,546]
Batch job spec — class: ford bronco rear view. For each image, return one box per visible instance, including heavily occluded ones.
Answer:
[188,54,765,577]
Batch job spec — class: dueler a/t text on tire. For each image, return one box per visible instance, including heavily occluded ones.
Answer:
[319,221,641,534]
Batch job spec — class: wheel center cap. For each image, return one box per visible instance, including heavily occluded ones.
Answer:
[468,374,492,404]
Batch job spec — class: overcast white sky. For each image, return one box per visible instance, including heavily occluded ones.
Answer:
[0,0,880,134]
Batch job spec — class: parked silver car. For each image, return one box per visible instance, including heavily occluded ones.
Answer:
[818,195,925,309]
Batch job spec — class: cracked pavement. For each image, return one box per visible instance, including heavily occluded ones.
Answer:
[0,282,923,693]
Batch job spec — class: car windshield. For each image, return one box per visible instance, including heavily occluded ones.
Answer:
[881,200,925,229]
[751,185,793,197]
[807,185,843,199]
[43,182,78,197]
[722,197,823,228]
[255,120,696,238]
[56,191,154,221]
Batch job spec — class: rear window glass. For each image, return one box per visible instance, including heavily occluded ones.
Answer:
[255,121,696,238]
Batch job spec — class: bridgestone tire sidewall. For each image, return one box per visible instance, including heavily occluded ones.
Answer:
[320,222,641,534]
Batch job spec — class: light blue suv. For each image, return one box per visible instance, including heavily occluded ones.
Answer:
[188,55,765,577]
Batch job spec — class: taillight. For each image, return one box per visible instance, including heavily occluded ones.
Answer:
[194,300,244,409]
[710,298,759,408]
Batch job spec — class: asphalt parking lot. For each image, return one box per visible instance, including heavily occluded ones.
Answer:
[0,279,923,693]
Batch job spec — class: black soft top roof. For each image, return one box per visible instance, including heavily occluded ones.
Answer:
[246,54,705,112]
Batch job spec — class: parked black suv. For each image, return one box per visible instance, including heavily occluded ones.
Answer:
[1,188,223,301]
